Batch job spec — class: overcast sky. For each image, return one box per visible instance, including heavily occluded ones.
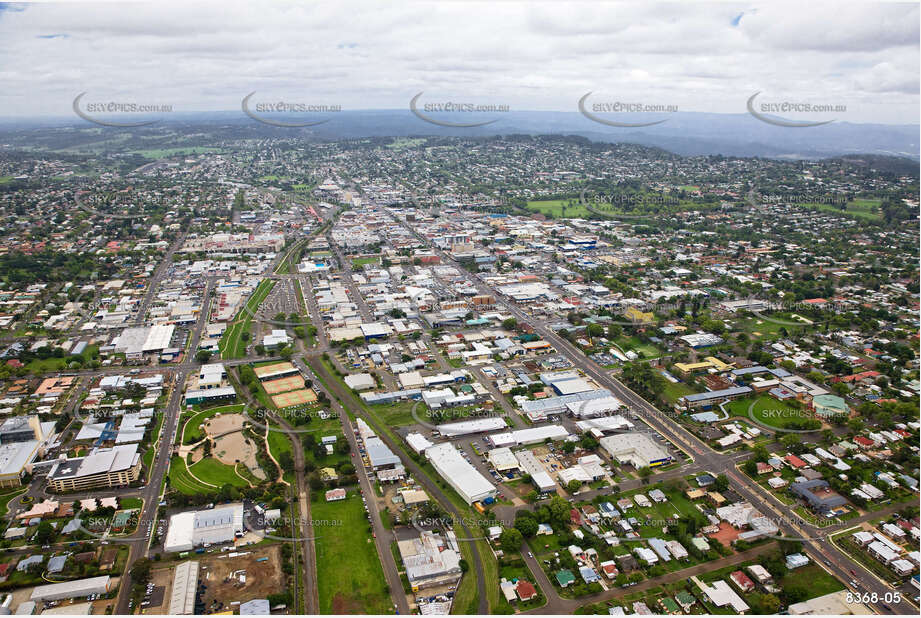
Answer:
[0,0,917,124]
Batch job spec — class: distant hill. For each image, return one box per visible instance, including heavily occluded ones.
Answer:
[0,109,917,161]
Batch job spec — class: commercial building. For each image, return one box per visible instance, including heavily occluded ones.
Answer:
[0,440,40,488]
[791,479,848,512]
[184,385,236,406]
[163,503,245,552]
[30,576,112,602]
[515,450,556,492]
[46,444,142,492]
[788,590,872,615]
[487,447,519,472]
[488,425,569,448]
[169,561,199,615]
[519,388,613,421]
[575,416,635,435]
[566,396,624,418]
[425,443,496,505]
[600,433,672,468]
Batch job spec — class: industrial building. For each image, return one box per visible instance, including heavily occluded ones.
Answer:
[30,576,112,602]
[488,425,569,448]
[398,530,463,590]
[600,433,672,468]
[435,417,507,437]
[425,443,495,505]
[169,561,199,615]
[164,504,245,553]
[565,396,624,418]
[515,450,556,493]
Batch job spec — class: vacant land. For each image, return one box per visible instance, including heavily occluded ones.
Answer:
[198,545,285,613]
[313,491,391,614]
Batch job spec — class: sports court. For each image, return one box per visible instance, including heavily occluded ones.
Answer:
[254,361,298,380]
[271,388,318,408]
[262,374,305,394]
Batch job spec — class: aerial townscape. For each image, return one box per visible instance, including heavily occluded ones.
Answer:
[0,2,918,618]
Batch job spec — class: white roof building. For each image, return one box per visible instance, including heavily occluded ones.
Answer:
[425,443,495,505]
[344,373,376,391]
[436,417,507,437]
[487,447,519,472]
[600,433,671,468]
[488,424,569,447]
[566,396,624,418]
[169,561,199,615]
[164,504,244,553]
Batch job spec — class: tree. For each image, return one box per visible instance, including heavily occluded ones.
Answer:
[501,318,518,331]
[713,473,729,492]
[130,557,153,584]
[498,528,524,553]
[567,479,583,494]
[194,349,212,363]
[750,593,781,614]
[514,514,539,538]
[34,521,56,545]
[278,452,295,473]
[637,466,652,483]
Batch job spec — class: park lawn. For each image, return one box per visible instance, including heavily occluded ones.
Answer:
[219,279,275,358]
[133,146,222,158]
[312,491,392,614]
[386,138,425,150]
[120,497,143,510]
[614,335,662,359]
[351,256,380,268]
[798,198,882,222]
[0,488,27,518]
[726,395,810,429]
[168,456,216,495]
[189,457,249,488]
[266,424,293,460]
[525,199,591,219]
[182,404,245,444]
[0,176,13,184]
[662,380,696,405]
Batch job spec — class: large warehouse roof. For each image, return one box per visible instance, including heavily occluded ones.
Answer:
[425,443,495,504]
[488,425,569,448]
[31,576,111,601]
[169,561,199,615]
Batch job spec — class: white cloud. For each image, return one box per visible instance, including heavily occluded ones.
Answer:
[0,0,915,123]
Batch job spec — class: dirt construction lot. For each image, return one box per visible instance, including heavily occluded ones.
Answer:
[198,544,285,613]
